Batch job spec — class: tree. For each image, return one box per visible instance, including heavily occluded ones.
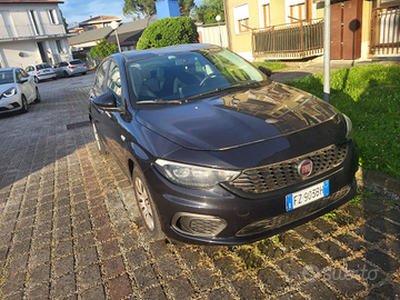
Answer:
[136,17,199,50]
[123,0,195,19]
[89,38,117,62]
[60,10,68,33]
[195,0,225,24]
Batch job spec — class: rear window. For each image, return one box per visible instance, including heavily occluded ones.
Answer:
[37,64,52,70]
[70,60,84,65]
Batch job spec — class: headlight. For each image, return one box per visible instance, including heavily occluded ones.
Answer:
[343,114,353,140]
[154,159,240,189]
[2,87,17,98]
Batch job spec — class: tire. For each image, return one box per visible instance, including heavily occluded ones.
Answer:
[34,87,41,103]
[91,121,108,155]
[34,76,39,83]
[20,95,29,113]
[133,168,165,240]
[63,71,69,78]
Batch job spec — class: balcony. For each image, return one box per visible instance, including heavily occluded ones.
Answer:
[0,23,67,41]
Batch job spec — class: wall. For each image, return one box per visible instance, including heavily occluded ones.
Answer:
[197,23,228,48]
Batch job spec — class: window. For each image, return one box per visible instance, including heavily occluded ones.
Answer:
[238,18,250,33]
[233,4,250,34]
[48,9,58,24]
[107,61,122,106]
[263,4,270,28]
[29,10,40,35]
[94,60,109,91]
[290,3,305,23]
[56,40,63,53]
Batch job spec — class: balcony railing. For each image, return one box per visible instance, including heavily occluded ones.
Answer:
[252,20,324,59]
[0,23,66,41]
[370,5,400,56]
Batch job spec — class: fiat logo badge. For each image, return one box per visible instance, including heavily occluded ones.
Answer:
[298,159,313,177]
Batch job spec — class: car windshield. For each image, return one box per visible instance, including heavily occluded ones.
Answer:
[37,64,52,70]
[126,48,266,103]
[0,70,14,84]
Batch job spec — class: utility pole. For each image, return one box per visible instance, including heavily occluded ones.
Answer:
[323,0,331,103]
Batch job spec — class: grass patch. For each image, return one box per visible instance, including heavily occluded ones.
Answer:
[253,61,288,71]
[286,63,400,178]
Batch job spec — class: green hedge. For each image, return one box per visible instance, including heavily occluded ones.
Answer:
[137,17,199,50]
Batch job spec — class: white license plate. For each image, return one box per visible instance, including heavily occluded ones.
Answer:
[286,180,329,211]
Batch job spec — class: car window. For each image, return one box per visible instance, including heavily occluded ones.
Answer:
[70,60,84,65]
[15,70,22,82]
[37,64,52,70]
[0,70,14,84]
[94,60,109,92]
[107,60,122,107]
[61,62,68,67]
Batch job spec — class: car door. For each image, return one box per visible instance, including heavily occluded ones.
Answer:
[15,69,34,103]
[102,60,132,174]
[21,69,36,102]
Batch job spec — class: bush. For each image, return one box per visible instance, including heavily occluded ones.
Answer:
[137,17,199,50]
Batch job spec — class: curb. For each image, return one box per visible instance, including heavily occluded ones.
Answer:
[356,167,400,197]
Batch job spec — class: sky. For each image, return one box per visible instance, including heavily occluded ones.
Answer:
[61,0,202,29]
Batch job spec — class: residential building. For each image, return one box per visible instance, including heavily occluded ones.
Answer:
[223,0,400,60]
[77,15,122,33]
[0,0,72,68]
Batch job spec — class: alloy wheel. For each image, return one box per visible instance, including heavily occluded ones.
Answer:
[135,177,155,230]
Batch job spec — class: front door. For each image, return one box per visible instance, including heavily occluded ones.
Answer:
[37,42,47,63]
[330,0,363,59]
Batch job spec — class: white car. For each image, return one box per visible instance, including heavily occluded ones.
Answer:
[54,60,88,78]
[25,63,57,83]
[0,68,40,114]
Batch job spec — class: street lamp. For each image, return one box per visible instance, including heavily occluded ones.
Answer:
[111,21,122,53]
[216,15,223,47]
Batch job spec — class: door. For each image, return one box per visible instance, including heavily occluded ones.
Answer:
[37,42,48,63]
[330,0,363,59]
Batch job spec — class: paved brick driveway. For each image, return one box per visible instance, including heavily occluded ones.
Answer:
[0,78,399,300]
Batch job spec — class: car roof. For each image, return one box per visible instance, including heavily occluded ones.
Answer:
[0,68,15,72]
[119,43,218,62]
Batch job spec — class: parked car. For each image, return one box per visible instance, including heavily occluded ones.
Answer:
[25,63,57,83]
[54,60,87,78]
[89,44,359,245]
[0,68,40,114]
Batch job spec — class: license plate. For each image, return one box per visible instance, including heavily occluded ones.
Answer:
[286,180,329,211]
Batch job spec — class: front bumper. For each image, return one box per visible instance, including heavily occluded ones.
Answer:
[0,94,21,113]
[144,142,359,245]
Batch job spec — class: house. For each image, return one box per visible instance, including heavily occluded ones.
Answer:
[0,0,72,68]
[77,15,122,33]
[223,0,400,60]
[68,17,156,63]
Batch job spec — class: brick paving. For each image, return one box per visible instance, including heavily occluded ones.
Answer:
[0,77,399,300]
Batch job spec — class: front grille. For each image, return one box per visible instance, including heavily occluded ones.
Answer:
[172,213,227,238]
[236,184,351,237]
[228,143,348,195]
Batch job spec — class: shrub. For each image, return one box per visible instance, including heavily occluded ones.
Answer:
[137,17,199,50]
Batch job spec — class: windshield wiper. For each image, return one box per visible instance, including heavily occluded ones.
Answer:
[137,99,182,105]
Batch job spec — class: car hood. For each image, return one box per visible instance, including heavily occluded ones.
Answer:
[136,82,340,151]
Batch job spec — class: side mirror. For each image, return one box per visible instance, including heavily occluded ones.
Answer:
[258,66,272,77]
[20,77,29,84]
[93,92,124,112]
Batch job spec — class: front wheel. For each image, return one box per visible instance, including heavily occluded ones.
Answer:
[20,95,29,113]
[34,87,41,103]
[133,168,165,240]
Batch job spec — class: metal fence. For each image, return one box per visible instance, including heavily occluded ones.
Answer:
[252,20,324,59]
[370,5,400,56]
